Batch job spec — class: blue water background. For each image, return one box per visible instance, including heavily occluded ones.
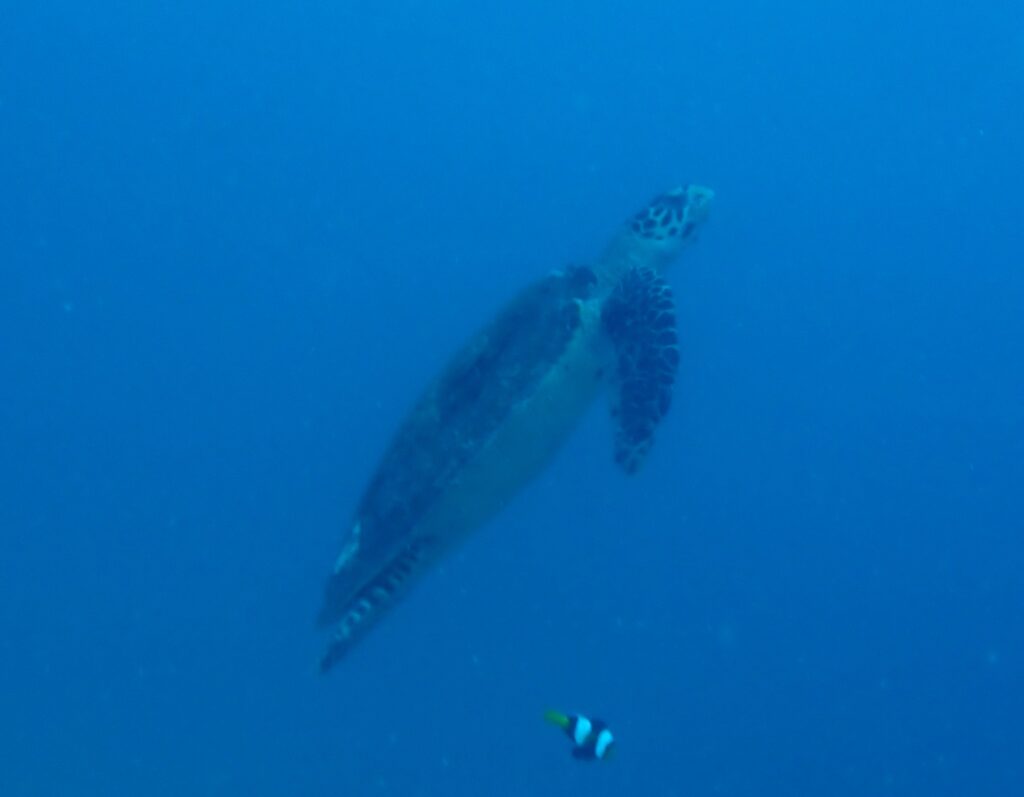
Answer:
[2,2,1022,795]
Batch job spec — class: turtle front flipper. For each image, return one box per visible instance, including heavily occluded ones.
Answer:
[601,266,679,473]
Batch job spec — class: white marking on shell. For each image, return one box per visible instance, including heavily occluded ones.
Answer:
[333,521,361,573]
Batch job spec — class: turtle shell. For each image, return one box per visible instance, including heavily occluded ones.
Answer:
[318,266,596,626]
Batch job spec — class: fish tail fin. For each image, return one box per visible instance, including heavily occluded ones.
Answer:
[543,709,571,729]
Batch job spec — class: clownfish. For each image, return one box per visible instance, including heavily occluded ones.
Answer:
[544,710,616,761]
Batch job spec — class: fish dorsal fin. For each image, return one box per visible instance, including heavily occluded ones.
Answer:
[601,267,679,473]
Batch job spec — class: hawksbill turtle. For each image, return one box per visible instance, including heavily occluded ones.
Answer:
[318,185,713,671]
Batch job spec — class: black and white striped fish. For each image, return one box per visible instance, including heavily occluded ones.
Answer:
[544,710,616,761]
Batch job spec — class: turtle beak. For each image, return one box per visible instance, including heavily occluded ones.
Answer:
[686,185,714,223]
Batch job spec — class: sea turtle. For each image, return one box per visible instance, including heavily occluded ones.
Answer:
[317,185,714,671]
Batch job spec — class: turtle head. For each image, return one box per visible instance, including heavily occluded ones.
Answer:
[624,185,713,268]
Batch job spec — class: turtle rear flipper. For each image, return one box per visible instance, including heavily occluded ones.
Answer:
[319,537,434,671]
[601,267,679,473]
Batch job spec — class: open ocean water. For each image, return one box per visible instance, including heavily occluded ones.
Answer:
[2,1,1022,795]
